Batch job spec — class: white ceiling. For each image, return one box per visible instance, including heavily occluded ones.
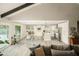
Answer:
[1,3,79,19]
[9,3,79,20]
[0,3,79,25]
[0,3,23,15]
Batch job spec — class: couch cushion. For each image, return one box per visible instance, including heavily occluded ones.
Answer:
[0,52,3,56]
[51,49,76,56]
[73,45,79,55]
[51,44,71,50]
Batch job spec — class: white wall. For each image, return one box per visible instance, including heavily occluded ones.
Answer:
[68,17,78,32]
[58,21,69,44]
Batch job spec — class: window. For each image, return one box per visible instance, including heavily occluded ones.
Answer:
[15,25,21,38]
[0,25,9,41]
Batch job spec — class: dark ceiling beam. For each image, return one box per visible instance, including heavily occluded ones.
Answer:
[1,3,34,18]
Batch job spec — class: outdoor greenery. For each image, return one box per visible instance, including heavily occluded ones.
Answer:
[0,40,4,44]
[5,40,9,44]
[0,40,9,44]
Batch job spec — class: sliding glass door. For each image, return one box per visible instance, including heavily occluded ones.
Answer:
[0,25,9,42]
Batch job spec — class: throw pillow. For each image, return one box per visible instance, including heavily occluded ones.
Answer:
[34,47,45,56]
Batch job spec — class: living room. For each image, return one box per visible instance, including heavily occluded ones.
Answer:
[0,3,79,56]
